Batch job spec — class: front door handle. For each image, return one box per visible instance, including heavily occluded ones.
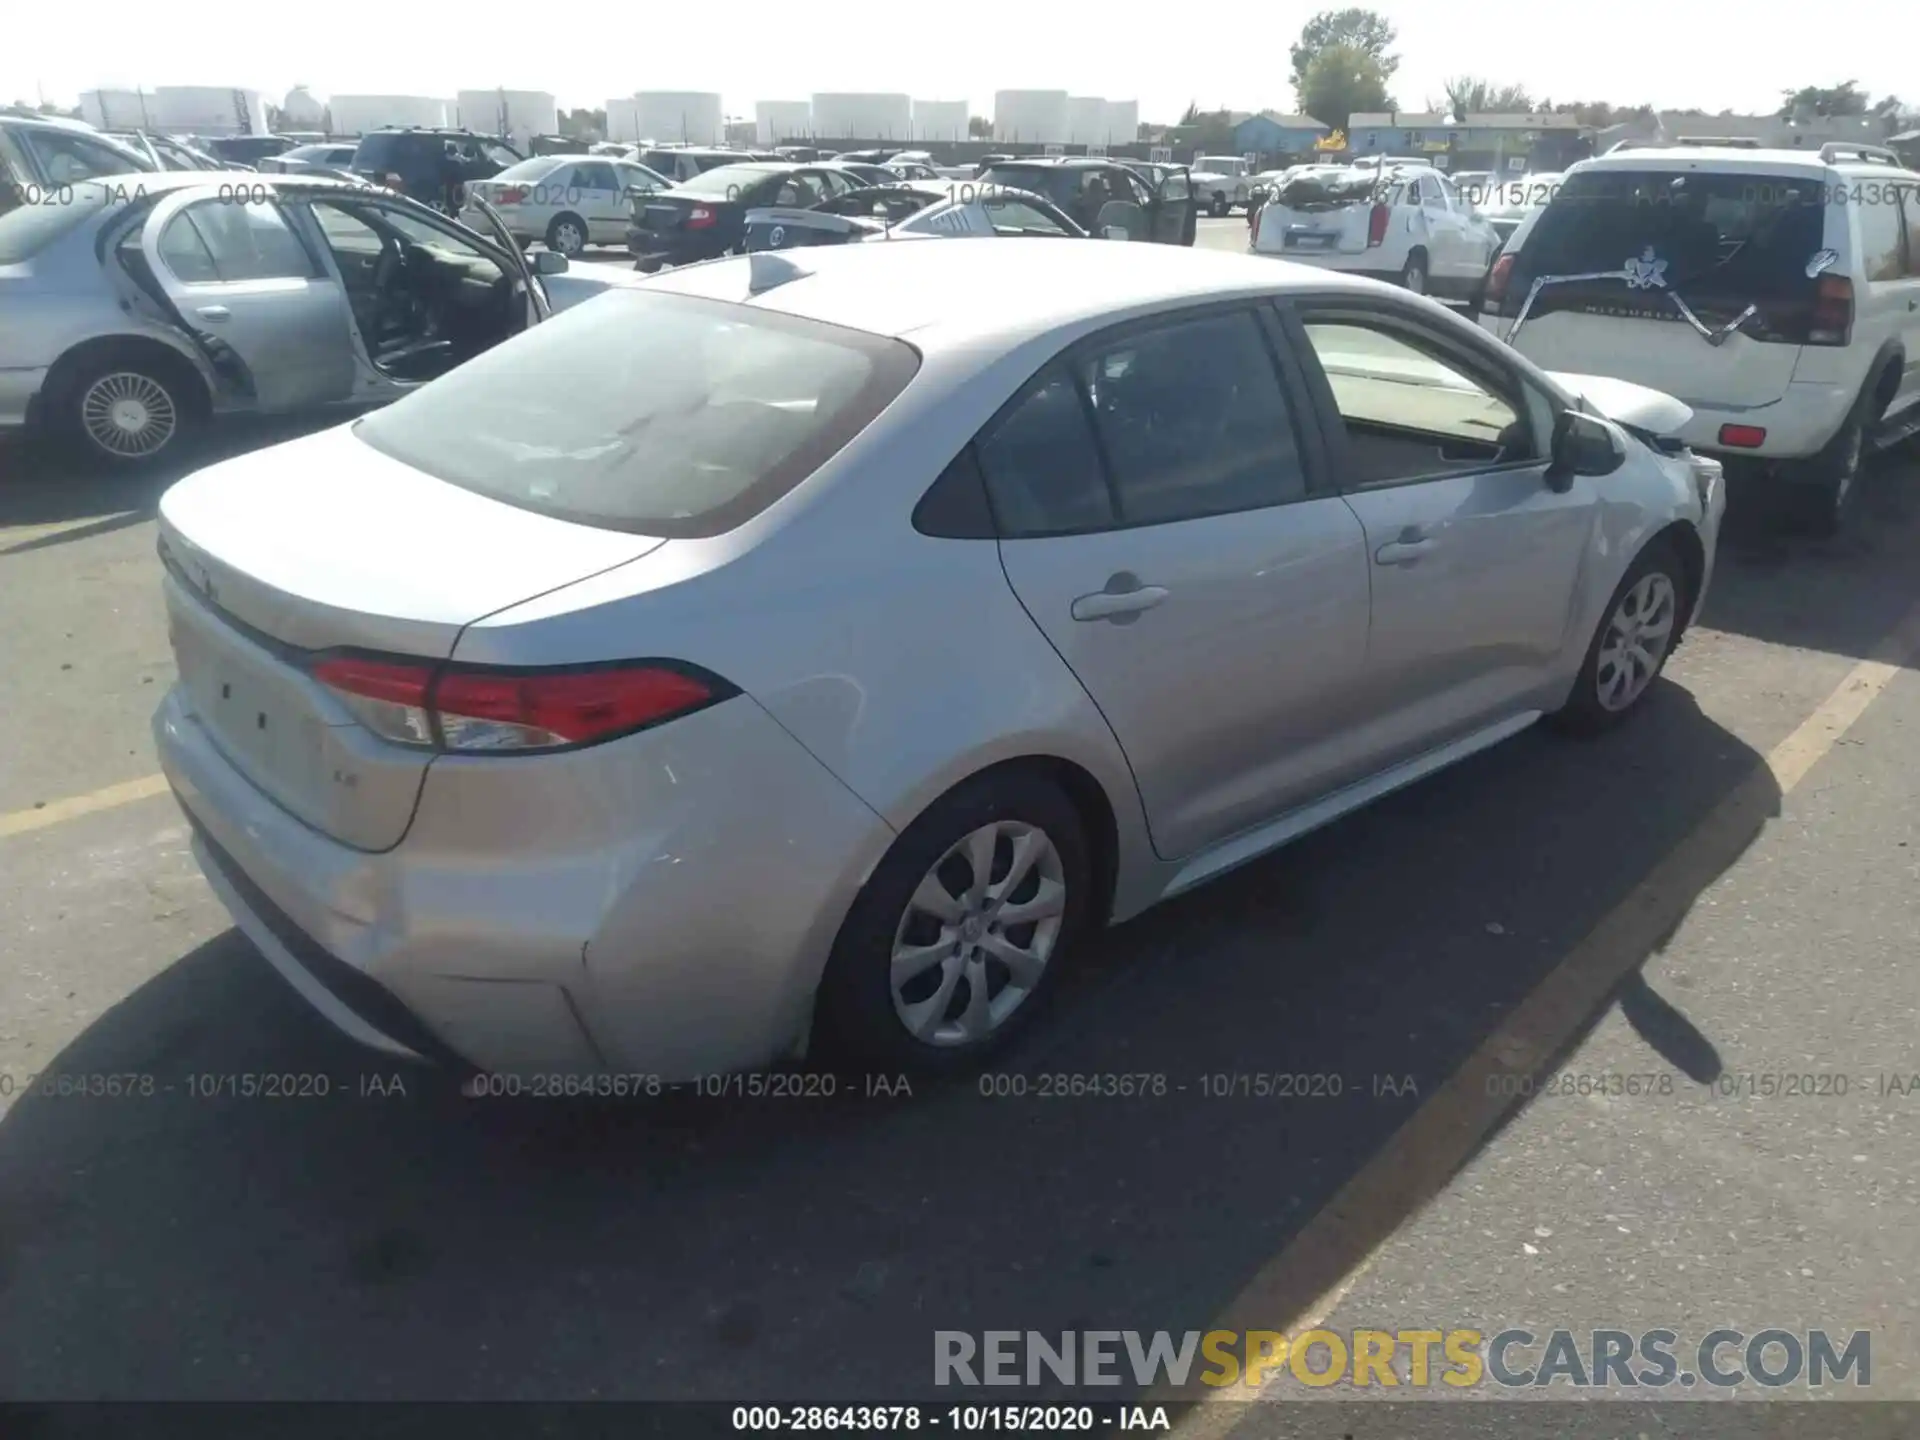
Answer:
[1375,536,1435,565]
[196,305,231,322]
[1071,573,1169,623]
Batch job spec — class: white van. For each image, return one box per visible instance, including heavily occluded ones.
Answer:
[1481,142,1920,533]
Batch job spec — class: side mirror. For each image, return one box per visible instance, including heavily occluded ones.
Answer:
[1547,409,1623,489]
[530,249,570,276]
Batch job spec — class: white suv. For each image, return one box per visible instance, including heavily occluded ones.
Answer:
[1249,161,1501,301]
[1480,142,1920,533]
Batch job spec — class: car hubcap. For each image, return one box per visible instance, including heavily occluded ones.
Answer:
[1595,571,1677,712]
[556,223,582,254]
[890,821,1067,1047]
[1833,429,1861,510]
[80,373,176,457]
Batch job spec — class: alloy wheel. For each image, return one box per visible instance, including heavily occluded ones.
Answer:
[79,372,177,458]
[889,820,1067,1047]
[1595,572,1677,712]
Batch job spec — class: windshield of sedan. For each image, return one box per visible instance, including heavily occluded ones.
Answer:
[351,289,921,537]
[489,157,571,184]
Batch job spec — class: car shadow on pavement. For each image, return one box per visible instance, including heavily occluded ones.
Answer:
[1704,448,1920,662]
[0,680,1776,1403]
[0,416,337,532]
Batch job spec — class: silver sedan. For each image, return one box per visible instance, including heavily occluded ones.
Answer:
[0,170,631,467]
[152,240,1724,1082]
[461,153,671,257]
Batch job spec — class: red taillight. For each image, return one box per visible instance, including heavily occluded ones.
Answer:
[1718,424,1767,449]
[496,185,528,205]
[1485,253,1514,305]
[1367,202,1389,248]
[1250,204,1263,247]
[686,206,716,229]
[1809,274,1853,346]
[312,657,723,753]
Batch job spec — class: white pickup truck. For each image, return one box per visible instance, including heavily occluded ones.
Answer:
[1188,155,1255,216]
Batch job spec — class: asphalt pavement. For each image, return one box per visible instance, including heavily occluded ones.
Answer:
[1,364,1917,1415]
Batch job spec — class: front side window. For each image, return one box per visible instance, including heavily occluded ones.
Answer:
[1077,309,1306,523]
[352,289,919,537]
[1301,318,1533,486]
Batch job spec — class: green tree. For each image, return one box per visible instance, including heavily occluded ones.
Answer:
[1290,8,1398,96]
[1778,81,1869,118]
[1434,76,1534,120]
[1298,43,1394,130]
[968,114,992,138]
[1180,101,1203,124]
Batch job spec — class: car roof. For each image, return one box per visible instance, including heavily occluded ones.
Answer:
[641,235,1380,347]
[1578,146,1919,179]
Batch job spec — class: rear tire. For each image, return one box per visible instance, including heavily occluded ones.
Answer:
[1785,395,1871,538]
[1547,537,1689,738]
[813,770,1093,1075]
[55,350,203,471]
[545,213,587,257]
[1400,249,1429,296]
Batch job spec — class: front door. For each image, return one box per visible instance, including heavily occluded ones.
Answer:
[564,160,627,243]
[138,191,356,412]
[984,304,1372,860]
[1286,303,1597,764]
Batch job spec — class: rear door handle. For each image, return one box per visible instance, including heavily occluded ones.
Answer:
[1071,575,1169,623]
[1375,538,1435,565]
[196,305,231,322]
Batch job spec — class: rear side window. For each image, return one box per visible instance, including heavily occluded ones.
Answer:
[1857,194,1907,282]
[1076,310,1306,523]
[161,200,314,282]
[976,369,1114,536]
[351,289,920,538]
[350,133,410,170]
[676,165,778,197]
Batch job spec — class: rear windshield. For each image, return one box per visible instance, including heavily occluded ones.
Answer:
[491,156,569,183]
[1276,169,1387,208]
[1514,168,1826,292]
[676,164,781,196]
[0,180,111,258]
[351,289,922,538]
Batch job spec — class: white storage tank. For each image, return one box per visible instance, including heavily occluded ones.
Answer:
[1066,97,1107,146]
[606,98,642,143]
[756,100,814,146]
[632,92,723,145]
[327,95,450,135]
[1102,99,1139,147]
[456,89,559,150]
[281,86,326,129]
[911,100,968,143]
[152,86,268,136]
[993,90,1068,145]
[811,92,911,141]
[80,88,158,131]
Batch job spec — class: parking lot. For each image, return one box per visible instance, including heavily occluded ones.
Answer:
[3,298,1920,1414]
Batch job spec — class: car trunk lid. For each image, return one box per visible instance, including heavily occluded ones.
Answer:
[1255,171,1398,255]
[157,423,663,850]
[1491,167,1827,409]
[743,206,877,251]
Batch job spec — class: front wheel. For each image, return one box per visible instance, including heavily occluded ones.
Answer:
[1399,250,1428,296]
[813,771,1092,1074]
[1548,540,1688,737]
[545,213,587,257]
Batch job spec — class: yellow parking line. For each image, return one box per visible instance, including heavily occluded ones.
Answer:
[0,773,172,841]
[1169,599,1920,1430]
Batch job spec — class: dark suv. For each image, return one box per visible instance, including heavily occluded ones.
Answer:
[974,158,1196,245]
[350,128,524,211]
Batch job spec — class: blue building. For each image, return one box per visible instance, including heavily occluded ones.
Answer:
[1228,111,1331,161]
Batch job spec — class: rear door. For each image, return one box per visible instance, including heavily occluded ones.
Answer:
[1284,299,1595,762]
[1151,166,1197,245]
[986,303,1373,859]
[138,190,356,411]
[1493,166,1827,414]
[567,159,627,242]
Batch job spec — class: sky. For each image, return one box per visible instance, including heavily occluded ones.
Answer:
[6,0,1913,124]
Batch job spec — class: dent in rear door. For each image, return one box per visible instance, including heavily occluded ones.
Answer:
[985,307,1373,861]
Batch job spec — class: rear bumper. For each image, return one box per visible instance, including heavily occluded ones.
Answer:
[154,682,894,1080]
[625,230,729,265]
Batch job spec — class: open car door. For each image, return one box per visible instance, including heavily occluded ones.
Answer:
[462,191,553,326]
[1150,165,1197,246]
